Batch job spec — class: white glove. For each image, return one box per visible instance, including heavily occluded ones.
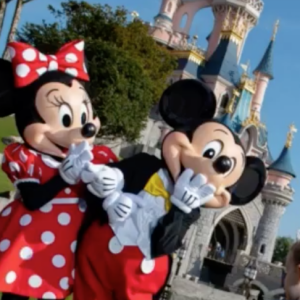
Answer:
[103,191,133,224]
[59,141,93,185]
[171,169,216,214]
[81,163,124,198]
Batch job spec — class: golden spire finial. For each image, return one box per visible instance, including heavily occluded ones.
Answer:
[271,19,280,41]
[225,91,237,113]
[285,123,297,148]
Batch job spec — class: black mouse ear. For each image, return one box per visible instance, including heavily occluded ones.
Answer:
[0,59,15,117]
[230,156,266,206]
[159,79,217,129]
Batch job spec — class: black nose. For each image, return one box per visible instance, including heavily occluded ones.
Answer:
[81,123,97,138]
[213,156,232,174]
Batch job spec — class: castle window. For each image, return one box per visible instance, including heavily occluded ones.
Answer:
[167,2,172,13]
[220,93,229,109]
[260,244,266,254]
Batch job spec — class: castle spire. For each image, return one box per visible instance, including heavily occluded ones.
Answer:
[271,19,279,41]
[253,20,279,80]
[268,124,296,178]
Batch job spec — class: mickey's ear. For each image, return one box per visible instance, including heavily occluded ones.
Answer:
[230,156,266,206]
[159,79,216,129]
[0,59,15,117]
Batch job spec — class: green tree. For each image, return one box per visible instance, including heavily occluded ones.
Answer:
[17,1,176,141]
[272,236,294,264]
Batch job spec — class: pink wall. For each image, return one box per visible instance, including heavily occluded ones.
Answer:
[172,0,211,35]
[267,171,292,188]
[251,74,269,115]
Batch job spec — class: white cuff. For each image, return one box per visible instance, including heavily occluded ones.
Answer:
[103,191,121,210]
[170,196,191,214]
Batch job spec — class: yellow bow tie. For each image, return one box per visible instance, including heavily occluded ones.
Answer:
[143,172,172,212]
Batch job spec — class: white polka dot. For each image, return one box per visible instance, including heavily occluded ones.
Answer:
[59,277,69,290]
[65,68,78,77]
[71,269,75,279]
[7,46,15,59]
[108,236,124,254]
[52,254,66,268]
[0,239,10,252]
[65,53,77,63]
[5,271,16,284]
[39,53,48,61]
[64,188,71,194]
[22,48,36,61]
[40,203,52,213]
[9,161,20,172]
[48,60,58,71]
[36,67,47,75]
[19,214,32,226]
[140,258,155,274]
[41,231,55,245]
[20,246,33,260]
[16,63,30,78]
[58,212,71,225]
[70,241,77,253]
[28,274,42,288]
[50,55,57,60]
[83,62,87,73]
[75,41,84,51]
[2,206,12,217]
[42,292,56,299]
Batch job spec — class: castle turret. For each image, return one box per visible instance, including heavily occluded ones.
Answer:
[150,0,182,45]
[206,0,263,61]
[251,20,278,119]
[251,124,296,262]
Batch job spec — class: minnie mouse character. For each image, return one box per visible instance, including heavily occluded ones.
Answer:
[74,79,267,300]
[0,41,118,300]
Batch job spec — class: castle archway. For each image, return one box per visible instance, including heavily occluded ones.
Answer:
[207,208,250,264]
[172,0,212,35]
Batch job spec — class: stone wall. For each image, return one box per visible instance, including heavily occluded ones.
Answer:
[170,277,245,300]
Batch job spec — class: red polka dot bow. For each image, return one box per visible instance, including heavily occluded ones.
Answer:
[7,40,90,88]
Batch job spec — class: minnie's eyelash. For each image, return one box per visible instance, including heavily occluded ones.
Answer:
[50,95,68,107]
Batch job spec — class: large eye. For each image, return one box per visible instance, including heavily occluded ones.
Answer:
[80,103,88,125]
[59,104,72,128]
[202,140,222,159]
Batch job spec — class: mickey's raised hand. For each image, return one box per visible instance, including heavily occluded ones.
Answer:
[59,141,93,185]
[171,169,216,213]
[81,164,124,198]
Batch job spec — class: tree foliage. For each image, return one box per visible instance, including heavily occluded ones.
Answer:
[17,1,176,141]
[272,236,294,264]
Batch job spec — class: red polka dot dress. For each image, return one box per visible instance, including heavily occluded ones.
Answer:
[0,143,117,299]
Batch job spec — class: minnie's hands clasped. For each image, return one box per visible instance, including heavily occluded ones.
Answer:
[81,164,124,198]
[171,169,216,214]
[59,141,93,185]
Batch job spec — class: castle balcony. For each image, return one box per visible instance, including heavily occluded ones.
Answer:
[262,182,294,206]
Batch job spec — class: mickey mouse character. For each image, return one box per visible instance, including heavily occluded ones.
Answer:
[0,41,117,300]
[74,79,267,300]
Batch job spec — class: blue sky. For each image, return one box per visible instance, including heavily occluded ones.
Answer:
[1,0,299,237]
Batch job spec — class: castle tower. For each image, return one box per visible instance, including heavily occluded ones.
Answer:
[206,0,263,61]
[251,20,278,119]
[251,124,297,262]
[150,0,181,45]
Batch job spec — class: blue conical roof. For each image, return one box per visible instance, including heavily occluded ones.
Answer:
[253,40,274,80]
[268,146,296,178]
[201,37,240,85]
